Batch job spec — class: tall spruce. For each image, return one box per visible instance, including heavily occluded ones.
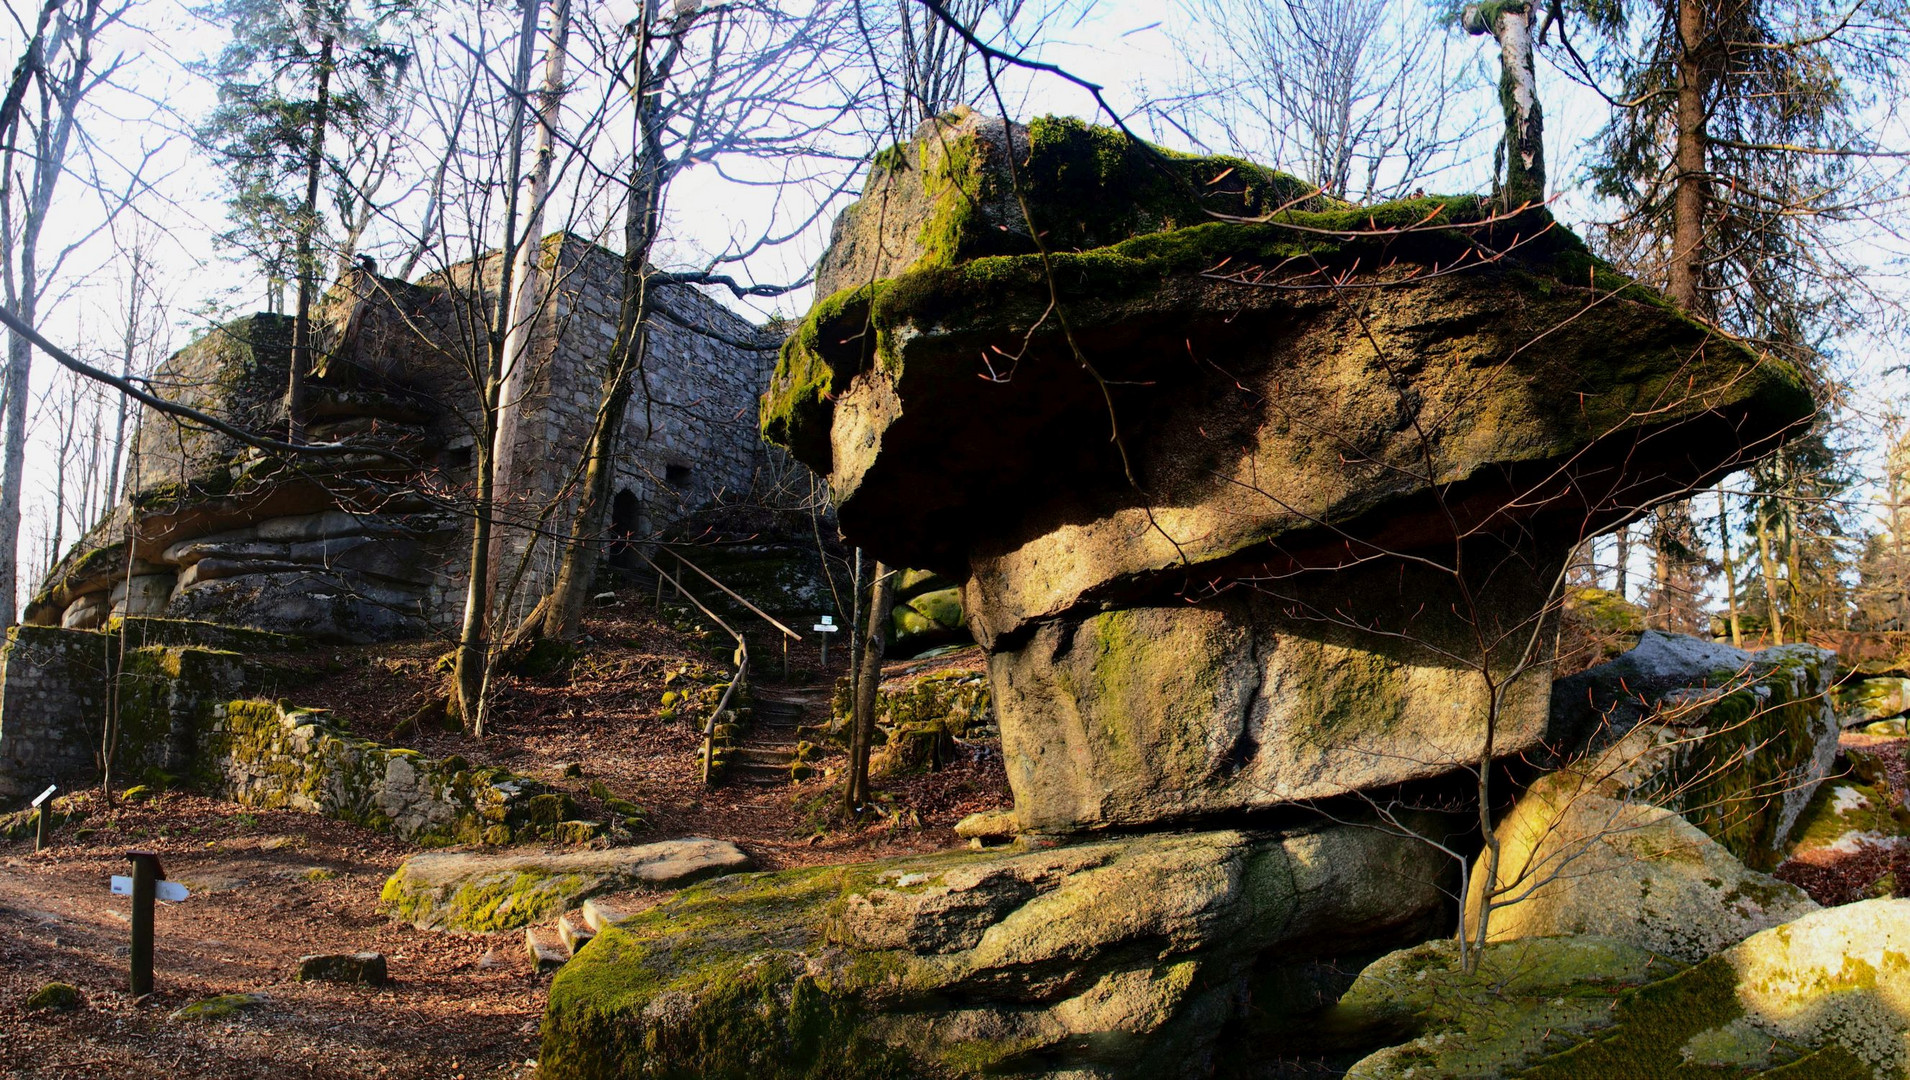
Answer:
[195,0,411,439]
[1568,0,1903,637]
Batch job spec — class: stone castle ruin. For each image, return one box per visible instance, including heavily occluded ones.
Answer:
[26,233,781,641]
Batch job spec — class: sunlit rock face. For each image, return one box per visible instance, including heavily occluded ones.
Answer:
[764,109,1814,832]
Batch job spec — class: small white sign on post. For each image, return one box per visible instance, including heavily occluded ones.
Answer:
[31,783,56,808]
[110,876,190,903]
[812,615,841,665]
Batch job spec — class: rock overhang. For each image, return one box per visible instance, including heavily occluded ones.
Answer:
[769,226,1810,628]
[764,118,1813,610]
[762,111,1816,835]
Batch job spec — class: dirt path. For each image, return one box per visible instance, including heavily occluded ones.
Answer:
[2,794,544,1079]
[2,595,1011,1077]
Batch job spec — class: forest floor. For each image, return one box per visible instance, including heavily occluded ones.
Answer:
[1775,727,1910,905]
[0,582,1011,1079]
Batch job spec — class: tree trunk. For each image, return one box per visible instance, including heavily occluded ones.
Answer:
[846,562,895,812]
[1718,486,1741,646]
[1466,1,1544,209]
[450,2,544,731]
[452,422,497,730]
[1613,523,1631,599]
[1755,502,1786,645]
[0,0,96,625]
[286,33,334,443]
[531,0,693,643]
[1669,0,1708,311]
[535,322,645,641]
[490,0,566,598]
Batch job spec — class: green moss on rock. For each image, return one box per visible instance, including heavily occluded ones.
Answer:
[170,992,268,1021]
[24,982,82,1011]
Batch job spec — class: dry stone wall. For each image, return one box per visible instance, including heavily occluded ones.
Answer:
[0,620,542,845]
[0,619,289,799]
[200,700,538,845]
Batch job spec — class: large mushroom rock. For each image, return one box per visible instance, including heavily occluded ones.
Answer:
[538,820,1457,1080]
[763,112,1814,832]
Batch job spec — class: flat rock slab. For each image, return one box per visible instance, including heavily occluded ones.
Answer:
[539,821,1456,1080]
[297,951,387,986]
[170,992,267,1022]
[526,928,567,974]
[379,838,751,933]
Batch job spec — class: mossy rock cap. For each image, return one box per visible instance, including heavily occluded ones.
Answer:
[763,112,1812,608]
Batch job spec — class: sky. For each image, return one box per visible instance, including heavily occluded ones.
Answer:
[5,0,1909,611]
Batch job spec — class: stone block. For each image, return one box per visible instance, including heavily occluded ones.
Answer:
[296,951,387,985]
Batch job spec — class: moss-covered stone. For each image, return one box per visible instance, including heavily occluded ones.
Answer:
[538,822,1457,1080]
[1465,772,1818,964]
[1785,781,1910,858]
[1513,900,1910,1078]
[170,992,268,1021]
[1550,632,1840,867]
[1834,677,1910,726]
[1331,936,1675,1078]
[24,982,82,1011]
[381,839,752,933]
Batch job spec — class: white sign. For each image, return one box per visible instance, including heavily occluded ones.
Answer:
[110,876,190,903]
[30,784,55,807]
[812,623,840,633]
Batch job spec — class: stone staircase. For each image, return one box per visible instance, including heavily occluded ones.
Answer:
[524,897,628,973]
[727,687,831,785]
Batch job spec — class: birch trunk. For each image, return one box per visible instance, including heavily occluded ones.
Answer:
[451,0,545,730]
[1465,1,1544,209]
[490,0,570,596]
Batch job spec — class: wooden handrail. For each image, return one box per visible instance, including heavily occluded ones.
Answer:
[640,550,748,786]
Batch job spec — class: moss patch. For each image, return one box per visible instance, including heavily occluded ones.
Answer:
[24,982,82,1011]
[170,992,268,1021]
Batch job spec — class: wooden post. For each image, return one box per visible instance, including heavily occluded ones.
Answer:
[127,850,163,996]
[30,783,55,854]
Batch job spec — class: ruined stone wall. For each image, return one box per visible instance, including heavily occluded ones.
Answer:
[0,620,542,844]
[0,626,114,799]
[489,237,784,613]
[28,233,787,640]
[200,699,538,846]
[0,619,291,799]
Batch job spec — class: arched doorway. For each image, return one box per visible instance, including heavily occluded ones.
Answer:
[609,488,640,569]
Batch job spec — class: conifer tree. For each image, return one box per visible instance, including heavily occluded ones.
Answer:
[196,0,411,439]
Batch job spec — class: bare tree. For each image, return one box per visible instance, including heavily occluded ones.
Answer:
[515,0,869,653]
[1149,0,1488,201]
[0,0,132,625]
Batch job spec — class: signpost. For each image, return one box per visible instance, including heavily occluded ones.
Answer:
[30,784,54,853]
[118,851,187,996]
[812,615,840,666]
